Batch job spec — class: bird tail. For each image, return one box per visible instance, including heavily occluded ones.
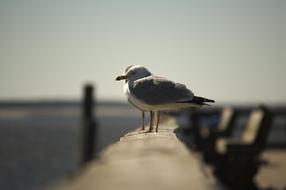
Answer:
[177,96,215,106]
[193,96,215,105]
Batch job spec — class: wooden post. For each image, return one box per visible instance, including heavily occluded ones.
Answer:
[81,84,97,166]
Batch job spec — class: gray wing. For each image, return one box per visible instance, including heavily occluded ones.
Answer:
[130,76,194,105]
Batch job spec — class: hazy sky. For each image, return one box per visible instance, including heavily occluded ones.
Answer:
[1,0,286,103]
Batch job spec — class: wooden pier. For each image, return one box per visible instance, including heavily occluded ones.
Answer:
[49,117,225,190]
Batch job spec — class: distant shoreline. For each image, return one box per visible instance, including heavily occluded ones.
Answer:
[0,100,129,108]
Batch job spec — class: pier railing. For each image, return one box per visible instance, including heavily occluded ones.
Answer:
[49,117,220,190]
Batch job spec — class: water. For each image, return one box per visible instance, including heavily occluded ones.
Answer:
[0,102,141,190]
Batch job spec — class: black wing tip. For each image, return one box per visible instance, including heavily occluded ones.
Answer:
[206,99,215,103]
[178,96,215,105]
[195,96,215,103]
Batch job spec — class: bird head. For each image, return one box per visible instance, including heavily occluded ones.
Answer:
[116,65,152,82]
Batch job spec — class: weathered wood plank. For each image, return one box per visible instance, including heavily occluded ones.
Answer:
[49,117,224,190]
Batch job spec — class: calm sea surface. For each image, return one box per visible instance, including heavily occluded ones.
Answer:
[0,102,141,190]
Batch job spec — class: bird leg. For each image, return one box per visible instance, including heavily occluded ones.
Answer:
[149,111,154,132]
[155,111,160,132]
[141,111,145,130]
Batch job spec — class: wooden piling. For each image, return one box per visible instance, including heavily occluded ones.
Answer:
[81,84,97,166]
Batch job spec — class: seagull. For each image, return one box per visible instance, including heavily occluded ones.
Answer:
[116,65,215,132]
